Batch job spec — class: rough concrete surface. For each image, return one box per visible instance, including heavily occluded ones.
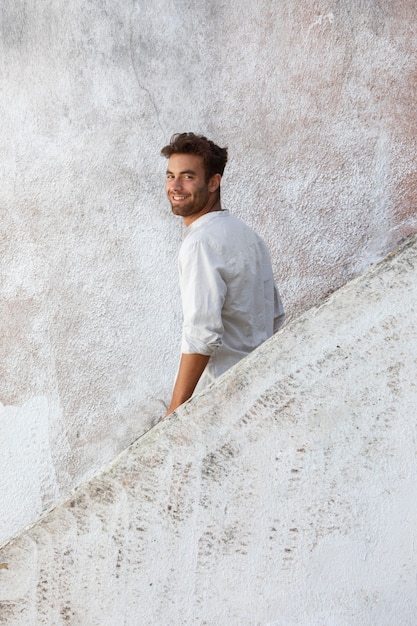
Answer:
[0,236,416,625]
[1,0,417,545]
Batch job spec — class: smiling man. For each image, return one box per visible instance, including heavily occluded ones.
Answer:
[161,132,285,415]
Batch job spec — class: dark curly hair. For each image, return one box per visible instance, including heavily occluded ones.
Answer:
[161,132,228,181]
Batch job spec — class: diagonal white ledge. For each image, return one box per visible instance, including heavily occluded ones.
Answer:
[1,235,416,625]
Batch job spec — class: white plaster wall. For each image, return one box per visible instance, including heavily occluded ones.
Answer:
[0,236,416,625]
[1,1,417,544]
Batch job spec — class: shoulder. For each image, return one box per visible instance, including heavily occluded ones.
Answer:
[191,211,257,239]
[180,212,228,247]
[180,211,263,260]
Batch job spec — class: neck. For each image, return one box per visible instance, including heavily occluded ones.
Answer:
[183,194,223,227]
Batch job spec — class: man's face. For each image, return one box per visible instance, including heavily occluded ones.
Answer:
[166,153,217,225]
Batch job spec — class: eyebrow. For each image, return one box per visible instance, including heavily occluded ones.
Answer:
[166,169,197,175]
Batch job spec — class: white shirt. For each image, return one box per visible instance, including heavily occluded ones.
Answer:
[178,210,285,389]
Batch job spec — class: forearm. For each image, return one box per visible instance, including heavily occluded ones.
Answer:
[166,352,210,415]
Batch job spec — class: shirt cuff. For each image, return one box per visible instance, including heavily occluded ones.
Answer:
[181,330,222,356]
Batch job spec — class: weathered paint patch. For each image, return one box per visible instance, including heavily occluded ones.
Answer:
[0,398,59,544]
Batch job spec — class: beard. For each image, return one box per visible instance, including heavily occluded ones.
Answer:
[168,186,210,219]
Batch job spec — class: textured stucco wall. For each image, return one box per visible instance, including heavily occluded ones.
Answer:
[1,1,417,544]
[0,236,416,625]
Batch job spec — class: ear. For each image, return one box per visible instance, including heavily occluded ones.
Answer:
[208,173,221,193]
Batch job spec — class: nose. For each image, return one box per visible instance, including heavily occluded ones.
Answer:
[168,176,182,191]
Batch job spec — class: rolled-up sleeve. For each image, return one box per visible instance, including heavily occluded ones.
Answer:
[179,240,226,355]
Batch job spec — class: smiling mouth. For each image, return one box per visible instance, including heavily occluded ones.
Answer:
[171,194,189,202]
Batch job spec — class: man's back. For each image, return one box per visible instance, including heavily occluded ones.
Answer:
[179,210,285,389]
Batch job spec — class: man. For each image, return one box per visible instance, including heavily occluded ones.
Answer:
[162,132,285,415]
